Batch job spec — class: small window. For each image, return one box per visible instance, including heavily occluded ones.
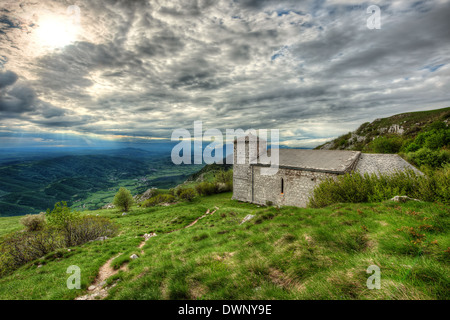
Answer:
[281,178,284,194]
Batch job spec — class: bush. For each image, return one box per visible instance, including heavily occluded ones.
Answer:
[142,194,176,207]
[64,215,119,247]
[308,168,450,208]
[218,181,233,193]
[0,227,65,274]
[194,170,233,197]
[175,188,184,197]
[178,188,196,201]
[433,164,450,204]
[215,170,233,184]
[404,142,421,153]
[46,201,78,229]
[0,211,119,277]
[195,182,218,196]
[424,131,448,150]
[370,136,403,154]
[113,187,134,212]
[20,213,46,232]
[406,148,450,169]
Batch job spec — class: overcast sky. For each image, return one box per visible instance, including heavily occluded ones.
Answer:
[0,0,449,148]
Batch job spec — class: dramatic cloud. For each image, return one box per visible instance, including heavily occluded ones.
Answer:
[0,70,18,88]
[0,0,449,147]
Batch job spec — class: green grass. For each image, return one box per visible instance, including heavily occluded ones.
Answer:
[0,193,448,300]
[0,215,22,237]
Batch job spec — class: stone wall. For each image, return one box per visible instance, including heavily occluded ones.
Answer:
[251,167,336,207]
[231,137,340,207]
[231,136,266,203]
[232,147,421,208]
[232,163,252,202]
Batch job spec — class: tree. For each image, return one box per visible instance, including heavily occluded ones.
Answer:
[113,187,134,212]
[46,201,78,229]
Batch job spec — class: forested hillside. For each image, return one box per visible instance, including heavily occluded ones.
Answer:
[0,151,202,216]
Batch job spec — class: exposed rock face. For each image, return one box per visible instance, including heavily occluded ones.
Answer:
[319,142,334,150]
[390,195,421,202]
[388,124,405,135]
[143,233,157,240]
[240,214,255,225]
[134,188,158,203]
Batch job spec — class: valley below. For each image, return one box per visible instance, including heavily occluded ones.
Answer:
[0,148,203,216]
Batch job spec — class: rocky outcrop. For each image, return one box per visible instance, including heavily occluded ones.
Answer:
[134,187,158,203]
[390,195,421,202]
[315,107,450,151]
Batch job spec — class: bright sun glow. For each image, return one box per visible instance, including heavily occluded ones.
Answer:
[36,16,78,49]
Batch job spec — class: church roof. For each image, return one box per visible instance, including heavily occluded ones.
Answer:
[355,153,422,175]
[255,149,361,174]
[252,149,421,175]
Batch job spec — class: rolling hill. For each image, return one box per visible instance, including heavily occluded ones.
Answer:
[0,150,202,216]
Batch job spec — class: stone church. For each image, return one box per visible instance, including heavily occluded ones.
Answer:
[232,135,421,207]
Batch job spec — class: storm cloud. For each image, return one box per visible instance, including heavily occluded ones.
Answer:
[0,0,449,147]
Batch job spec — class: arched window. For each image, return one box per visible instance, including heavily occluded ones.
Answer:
[281,178,284,194]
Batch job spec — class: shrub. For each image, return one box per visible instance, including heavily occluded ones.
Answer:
[0,227,65,274]
[406,148,450,169]
[195,182,218,196]
[215,170,233,184]
[64,215,119,247]
[217,181,233,193]
[113,187,134,212]
[178,188,196,201]
[0,213,119,277]
[142,194,176,207]
[20,213,46,232]
[46,201,78,229]
[370,136,403,154]
[308,168,449,208]
[175,188,184,197]
[433,164,450,204]
[413,125,450,150]
[194,170,233,197]
[404,142,421,153]
[424,131,448,150]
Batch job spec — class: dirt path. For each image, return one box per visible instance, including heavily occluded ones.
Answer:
[75,207,218,300]
[168,207,218,233]
[75,253,127,300]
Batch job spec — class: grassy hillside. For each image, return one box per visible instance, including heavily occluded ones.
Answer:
[316,107,450,152]
[0,193,448,300]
